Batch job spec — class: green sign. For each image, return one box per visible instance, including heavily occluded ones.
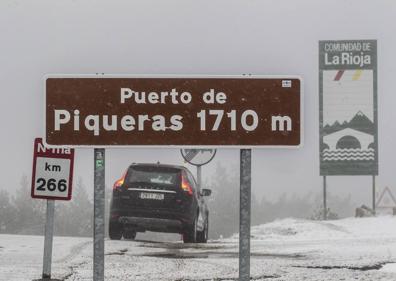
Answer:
[319,40,378,175]
[95,159,104,168]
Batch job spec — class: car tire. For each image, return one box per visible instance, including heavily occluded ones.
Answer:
[183,216,198,243]
[109,221,123,240]
[123,230,137,240]
[197,216,208,243]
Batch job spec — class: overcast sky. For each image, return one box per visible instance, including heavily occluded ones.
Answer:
[0,0,395,208]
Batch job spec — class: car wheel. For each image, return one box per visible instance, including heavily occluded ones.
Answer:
[183,216,197,243]
[197,216,208,243]
[109,221,123,240]
[123,230,137,240]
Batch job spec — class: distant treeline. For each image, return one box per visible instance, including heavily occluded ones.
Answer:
[0,166,355,239]
[0,176,95,237]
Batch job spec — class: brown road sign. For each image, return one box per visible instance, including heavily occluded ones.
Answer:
[45,75,302,147]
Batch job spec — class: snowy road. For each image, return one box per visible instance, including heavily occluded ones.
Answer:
[1,217,396,281]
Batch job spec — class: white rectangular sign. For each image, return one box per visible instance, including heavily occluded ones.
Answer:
[31,138,74,200]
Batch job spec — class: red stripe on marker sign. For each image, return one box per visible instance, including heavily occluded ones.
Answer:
[333,70,345,81]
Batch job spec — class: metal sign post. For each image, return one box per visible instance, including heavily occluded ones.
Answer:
[42,199,55,279]
[197,165,202,190]
[94,149,105,281]
[323,176,327,220]
[239,149,251,280]
[372,175,376,214]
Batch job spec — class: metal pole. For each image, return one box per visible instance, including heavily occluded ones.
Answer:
[94,148,105,281]
[42,199,55,279]
[239,149,251,281]
[372,175,376,214]
[197,165,202,191]
[323,176,327,220]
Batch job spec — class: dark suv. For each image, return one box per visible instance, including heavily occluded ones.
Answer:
[109,163,211,243]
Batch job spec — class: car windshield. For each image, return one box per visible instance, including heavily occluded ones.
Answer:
[127,167,179,185]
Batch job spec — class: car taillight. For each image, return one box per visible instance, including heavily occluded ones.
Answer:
[181,174,193,196]
[113,171,127,190]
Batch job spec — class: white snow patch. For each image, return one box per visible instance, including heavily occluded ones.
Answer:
[0,234,91,280]
[1,217,396,281]
[380,263,396,273]
[228,216,396,242]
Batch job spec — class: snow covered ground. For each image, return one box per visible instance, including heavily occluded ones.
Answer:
[1,216,396,281]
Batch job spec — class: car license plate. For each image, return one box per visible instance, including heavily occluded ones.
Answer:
[139,192,164,200]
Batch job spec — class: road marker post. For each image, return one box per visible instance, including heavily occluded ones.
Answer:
[42,199,55,280]
[31,138,74,281]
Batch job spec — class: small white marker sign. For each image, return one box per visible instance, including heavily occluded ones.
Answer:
[31,138,74,200]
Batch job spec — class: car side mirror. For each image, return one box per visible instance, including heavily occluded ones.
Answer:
[201,189,212,196]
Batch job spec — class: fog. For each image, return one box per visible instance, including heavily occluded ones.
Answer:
[1,0,395,211]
